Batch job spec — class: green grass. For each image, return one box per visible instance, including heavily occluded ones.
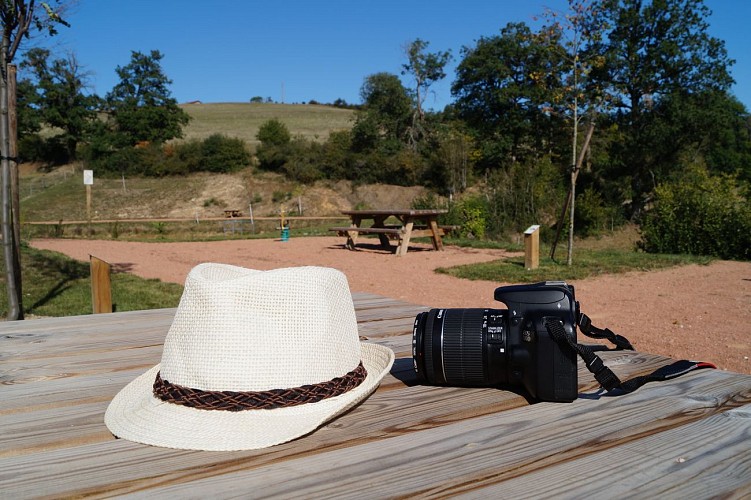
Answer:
[180,102,355,146]
[437,246,714,283]
[0,245,183,318]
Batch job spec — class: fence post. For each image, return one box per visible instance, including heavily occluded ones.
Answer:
[90,255,112,313]
[524,225,540,270]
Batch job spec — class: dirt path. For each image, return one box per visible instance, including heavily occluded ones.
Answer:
[31,236,751,374]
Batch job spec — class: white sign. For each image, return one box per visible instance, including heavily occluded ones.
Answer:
[524,224,540,235]
[83,170,94,185]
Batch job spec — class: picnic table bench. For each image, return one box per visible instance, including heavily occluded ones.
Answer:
[1,294,750,497]
[330,209,450,256]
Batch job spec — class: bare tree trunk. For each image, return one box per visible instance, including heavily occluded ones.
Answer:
[8,64,22,318]
[566,103,579,266]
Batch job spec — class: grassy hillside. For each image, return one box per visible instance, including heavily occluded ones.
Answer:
[19,102,423,234]
[179,102,355,147]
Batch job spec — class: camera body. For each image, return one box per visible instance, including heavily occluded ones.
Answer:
[494,281,578,402]
[412,281,578,402]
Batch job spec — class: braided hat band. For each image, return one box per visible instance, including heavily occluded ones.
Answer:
[153,362,367,411]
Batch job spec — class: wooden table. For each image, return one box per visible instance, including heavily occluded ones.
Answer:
[331,209,449,256]
[2,294,750,498]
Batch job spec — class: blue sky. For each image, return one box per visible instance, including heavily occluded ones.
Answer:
[39,0,751,111]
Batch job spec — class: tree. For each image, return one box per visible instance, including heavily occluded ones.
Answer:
[588,0,734,213]
[105,50,190,146]
[1,0,68,320]
[20,47,99,161]
[537,0,608,265]
[352,72,412,151]
[638,90,751,182]
[255,118,291,171]
[452,22,565,169]
[401,38,451,149]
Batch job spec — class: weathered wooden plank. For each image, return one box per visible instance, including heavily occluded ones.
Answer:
[0,384,529,496]
[1,365,748,497]
[1,344,163,388]
[0,298,419,361]
[0,313,173,361]
[0,401,112,458]
[0,367,152,415]
[465,404,751,498]
[0,360,524,456]
[118,370,751,499]
[357,317,415,339]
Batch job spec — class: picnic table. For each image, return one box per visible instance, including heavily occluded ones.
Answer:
[330,209,450,256]
[2,294,750,497]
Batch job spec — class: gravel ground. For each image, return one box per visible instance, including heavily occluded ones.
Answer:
[31,236,751,374]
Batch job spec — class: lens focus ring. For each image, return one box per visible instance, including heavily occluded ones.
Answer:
[442,309,485,384]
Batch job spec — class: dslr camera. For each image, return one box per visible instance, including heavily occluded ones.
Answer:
[412,281,578,402]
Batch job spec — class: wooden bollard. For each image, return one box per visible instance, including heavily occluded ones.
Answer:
[524,225,540,270]
[90,255,113,313]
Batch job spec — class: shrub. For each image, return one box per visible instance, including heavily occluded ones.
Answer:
[574,187,623,238]
[639,169,751,260]
[201,134,250,173]
[442,196,489,239]
[256,119,291,146]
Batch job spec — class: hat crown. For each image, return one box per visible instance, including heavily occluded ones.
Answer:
[160,264,361,392]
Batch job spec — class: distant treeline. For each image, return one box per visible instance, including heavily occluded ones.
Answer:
[16,0,751,259]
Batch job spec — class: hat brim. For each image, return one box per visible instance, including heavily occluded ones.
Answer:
[104,343,394,451]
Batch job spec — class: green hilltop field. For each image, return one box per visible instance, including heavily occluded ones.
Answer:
[178,102,356,147]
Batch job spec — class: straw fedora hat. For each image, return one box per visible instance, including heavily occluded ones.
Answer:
[104,263,394,451]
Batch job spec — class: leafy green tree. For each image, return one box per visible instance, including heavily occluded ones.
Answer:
[451,22,565,168]
[401,38,451,149]
[352,72,412,151]
[105,50,190,145]
[638,90,751,183]
[588,0,735,212]
[19,48,99,161]
[1,0,68,320]
[255,118,292,171]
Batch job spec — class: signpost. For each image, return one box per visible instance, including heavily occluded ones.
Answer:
[524,224,540,270]
[84,170,93,237]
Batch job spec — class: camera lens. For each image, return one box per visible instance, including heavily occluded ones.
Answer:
[413,308,507,386]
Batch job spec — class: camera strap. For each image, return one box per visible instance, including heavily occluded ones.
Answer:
[544,316,716,394]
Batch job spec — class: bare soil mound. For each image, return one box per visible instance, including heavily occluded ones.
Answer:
[31,236,751,374]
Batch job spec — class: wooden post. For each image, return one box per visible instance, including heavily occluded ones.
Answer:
[524,225,540,270]
[90,255,112,314]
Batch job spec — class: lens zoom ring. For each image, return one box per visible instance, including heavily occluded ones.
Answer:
[443,309,485,384]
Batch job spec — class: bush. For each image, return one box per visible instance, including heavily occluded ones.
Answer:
[256,118,291,146]
[486,156,563,235]
[19,134,71,166]
[442,196,489,239]
[575,187,623,238]
[639,170,751,260]
[83,134,250,177]
[200,134,250,173]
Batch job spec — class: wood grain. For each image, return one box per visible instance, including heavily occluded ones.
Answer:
[1,293,749,498]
